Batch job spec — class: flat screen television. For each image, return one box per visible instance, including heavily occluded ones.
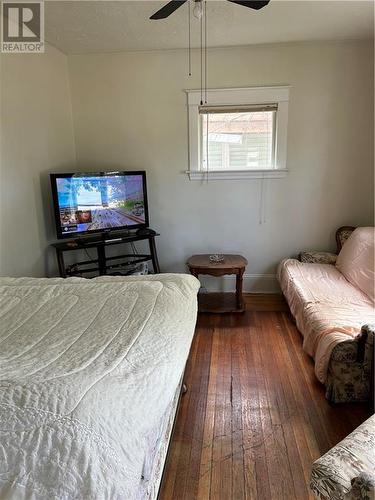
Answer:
[50,171,149,239]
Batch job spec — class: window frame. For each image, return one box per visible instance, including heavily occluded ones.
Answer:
[186,86,290,180]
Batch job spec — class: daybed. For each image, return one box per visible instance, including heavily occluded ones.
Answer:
[310,414,375,500]
[0,273,199,500]
[278,227,375,403]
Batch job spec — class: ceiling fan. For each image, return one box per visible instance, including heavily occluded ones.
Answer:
[150,0,270,20]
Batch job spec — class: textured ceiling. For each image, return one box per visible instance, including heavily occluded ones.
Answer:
[44,0,374,54]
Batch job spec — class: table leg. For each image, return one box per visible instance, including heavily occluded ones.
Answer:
[56,249,66,278]
[97,245,106,275]
[149,236,160,274]
[190,270,199,279]
[236,268,245,311]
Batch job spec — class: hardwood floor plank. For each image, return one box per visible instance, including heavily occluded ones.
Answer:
[269,313,319,491]
[230,321,246,500]
[197,327,220,499]
[243,312,272,500]
[183,322,213,500]
[176,322,212,499]
[160,317,202,499]
[256,312,296,500]
[159,307,371,500]
[210,325,233,500]
[278,313,333,455]
[219,320,233,500]
[278,315,324,467]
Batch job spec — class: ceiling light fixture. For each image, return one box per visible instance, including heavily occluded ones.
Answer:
[150,0,271,105]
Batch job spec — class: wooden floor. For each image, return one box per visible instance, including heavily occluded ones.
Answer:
[159,298,371,500]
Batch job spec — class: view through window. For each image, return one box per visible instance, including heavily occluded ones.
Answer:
[201,107,276,171]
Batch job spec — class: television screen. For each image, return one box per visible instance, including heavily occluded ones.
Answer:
[51,171,149,238]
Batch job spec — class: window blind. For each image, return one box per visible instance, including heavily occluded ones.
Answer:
[199,103,278,114]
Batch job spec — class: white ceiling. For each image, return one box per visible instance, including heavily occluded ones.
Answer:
[45,0,374,54]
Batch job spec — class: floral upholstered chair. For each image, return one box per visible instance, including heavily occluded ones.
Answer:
[299,226,356,264]
[310,415,375,500]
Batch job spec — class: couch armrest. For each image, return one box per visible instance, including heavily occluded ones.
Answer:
[298,251,337,264]
[326,325,374,403]
[349,473,375,500]
[356,324,374,362]
[330,325,374,364]
[310,415,375,500]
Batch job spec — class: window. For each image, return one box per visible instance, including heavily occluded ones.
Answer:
[186,87,290,180]
[201,106,276,171]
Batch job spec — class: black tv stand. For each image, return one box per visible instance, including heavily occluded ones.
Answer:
[51,229,160,278]
[102,229,129,240]
[136,228,157,236]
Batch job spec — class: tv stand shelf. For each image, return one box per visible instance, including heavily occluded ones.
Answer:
[52,231,160,278]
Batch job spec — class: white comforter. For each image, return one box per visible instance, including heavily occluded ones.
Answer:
[0,274,199,500]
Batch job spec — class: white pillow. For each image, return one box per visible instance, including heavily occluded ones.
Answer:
[336,227,375,302]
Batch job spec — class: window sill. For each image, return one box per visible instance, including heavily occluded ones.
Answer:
[186,169,289,181]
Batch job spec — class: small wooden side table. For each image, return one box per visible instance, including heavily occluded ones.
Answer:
[186,254,248,313]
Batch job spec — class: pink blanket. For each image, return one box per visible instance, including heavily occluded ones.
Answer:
[278,259,374,383]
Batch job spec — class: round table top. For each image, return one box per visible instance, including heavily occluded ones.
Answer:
[186,254,248,269]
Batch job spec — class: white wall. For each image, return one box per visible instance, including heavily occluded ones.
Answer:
[67,40,374,292]
[0,40,373,287]
[0,44,76,277]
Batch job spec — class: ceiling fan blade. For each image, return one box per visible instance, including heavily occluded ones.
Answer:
[150,0,188,19]
[227,0,270,10]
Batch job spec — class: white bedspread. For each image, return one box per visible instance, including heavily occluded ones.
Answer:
[0,274,199,500]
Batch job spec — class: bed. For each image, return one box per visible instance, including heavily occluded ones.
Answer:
[0,273,200,500]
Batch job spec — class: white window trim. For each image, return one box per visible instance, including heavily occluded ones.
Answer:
[185,86,290,180]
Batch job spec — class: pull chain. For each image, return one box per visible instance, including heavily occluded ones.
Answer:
[204,0,207,103]
[206,111,209,182]
[204,1,208,181]
[200,1,203,105]
[188,0,191,76]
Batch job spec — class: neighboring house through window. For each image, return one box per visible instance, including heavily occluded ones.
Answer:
[186,86,290,180]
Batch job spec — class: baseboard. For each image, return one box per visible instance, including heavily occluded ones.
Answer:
[199,273,280,294]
